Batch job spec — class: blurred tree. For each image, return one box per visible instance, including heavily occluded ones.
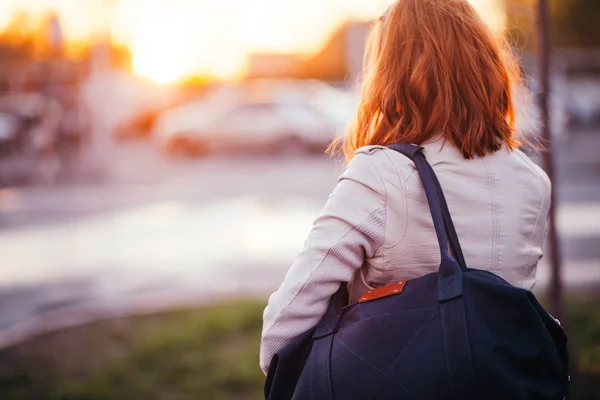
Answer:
[505,0,600,50]
[0,10,68,62]
[0,11,38,62]
[549,0,600,48]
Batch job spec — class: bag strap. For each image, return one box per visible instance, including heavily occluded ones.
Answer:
[387,144,467,300]
[388,144,479,393]
[429,169,468,271]
[398,146,467,271]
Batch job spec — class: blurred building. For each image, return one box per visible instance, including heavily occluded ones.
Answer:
[246,22,370,85]
[300,21,369,84]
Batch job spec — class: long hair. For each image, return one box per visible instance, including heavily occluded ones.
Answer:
[332,0,523,160]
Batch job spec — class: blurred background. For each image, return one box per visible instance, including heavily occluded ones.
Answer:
[0,0,598,399]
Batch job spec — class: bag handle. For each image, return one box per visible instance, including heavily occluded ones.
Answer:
[387,144,467,300]
[430,165,467,271]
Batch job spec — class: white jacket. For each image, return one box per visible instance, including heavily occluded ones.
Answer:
[260,137,551,373]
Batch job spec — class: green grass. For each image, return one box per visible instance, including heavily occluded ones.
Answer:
[565,300,600,399]
[0,301,267,400]
[0,298,598,400]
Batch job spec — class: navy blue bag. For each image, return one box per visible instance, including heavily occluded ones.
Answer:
[264,144,569,400]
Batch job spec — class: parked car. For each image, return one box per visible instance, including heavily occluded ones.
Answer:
[564,79,600,129]
[275,79,358,135]
[0,111,20,158]
[0,93,63,186]
[115,108,161,140]
[154,98,336,156]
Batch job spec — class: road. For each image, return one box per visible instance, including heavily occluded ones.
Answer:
[0,136,598,348]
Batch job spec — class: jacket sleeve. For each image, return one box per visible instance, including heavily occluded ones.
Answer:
[259,151,388,374]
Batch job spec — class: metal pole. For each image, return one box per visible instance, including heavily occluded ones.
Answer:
[536,1,583,396]
[536,0,564,322]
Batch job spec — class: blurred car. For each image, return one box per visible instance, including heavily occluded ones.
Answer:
[564,79,600,129]
[275,79,358,135]
[154,99,336,156]
[115,108,161,140]
[0,93,63,186]
[0,111,19,143]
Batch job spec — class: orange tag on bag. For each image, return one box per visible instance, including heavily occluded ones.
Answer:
[359,281,407,303]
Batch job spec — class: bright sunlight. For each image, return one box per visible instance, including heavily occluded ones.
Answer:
[0,0,506,84]
[124,0,505,84]
[129,3,190,83]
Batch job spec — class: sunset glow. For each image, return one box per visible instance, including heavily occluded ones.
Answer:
[0,0,506,84]
[128,2,192,83]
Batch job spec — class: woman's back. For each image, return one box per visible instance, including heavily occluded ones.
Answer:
[263,143,567,400]
[347,139,550,302]
[259,0,553,376]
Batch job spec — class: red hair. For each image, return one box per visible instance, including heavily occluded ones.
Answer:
[332,0,523,160]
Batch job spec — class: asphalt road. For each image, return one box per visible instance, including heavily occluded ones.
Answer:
[0,137,598,348]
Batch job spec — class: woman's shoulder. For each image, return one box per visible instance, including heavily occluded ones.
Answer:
[355,145,388,156]
[508,149,552,193]
[347,145,416,185]
[354,145,416,170]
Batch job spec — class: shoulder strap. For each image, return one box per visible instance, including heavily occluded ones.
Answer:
[430,170,467,270]
[386,144,467,279]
